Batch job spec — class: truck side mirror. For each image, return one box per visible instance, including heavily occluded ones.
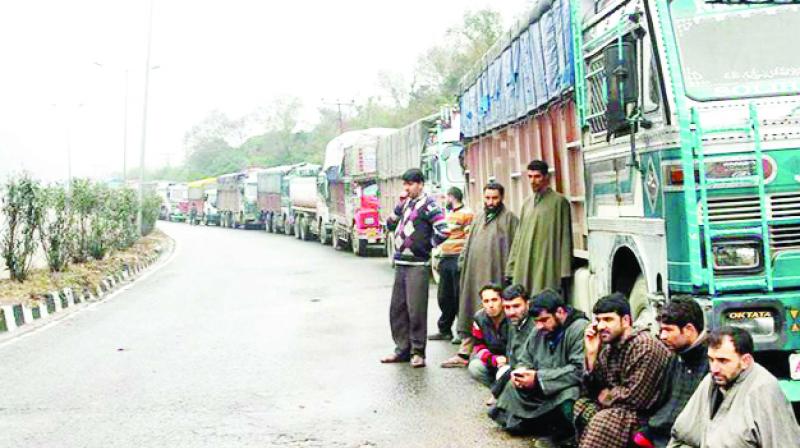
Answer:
[604,41,639,136]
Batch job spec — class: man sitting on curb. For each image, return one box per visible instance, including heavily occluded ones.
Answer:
[490,289,588,444]
[633,297,708,448]
[486,284,535,404]
[467,284,509,387]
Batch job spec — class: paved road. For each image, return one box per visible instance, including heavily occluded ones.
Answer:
[0,222,528,447]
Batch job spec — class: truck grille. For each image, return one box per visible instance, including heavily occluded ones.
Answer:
[706,193,800,252]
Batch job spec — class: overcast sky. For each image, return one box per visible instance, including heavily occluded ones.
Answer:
[0,0,529,182]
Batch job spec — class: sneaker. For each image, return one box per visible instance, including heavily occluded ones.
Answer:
[451,336,462,345]
[440,355,468,368]
[427,332,453,341]
[410,354,426,368]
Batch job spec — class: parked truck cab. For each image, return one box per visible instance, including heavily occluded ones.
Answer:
[459,0,800,401]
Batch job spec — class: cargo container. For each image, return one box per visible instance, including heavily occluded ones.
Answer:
[286,163,323,241]
[459,0,800,401]
[217,168,265,229]
[187,177,220,226]
[258,164,298,234]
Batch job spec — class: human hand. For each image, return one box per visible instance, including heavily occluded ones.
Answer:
[495,356,507,368]
[598,388,613,407]
[584,322,601,370]
[511,369,537,389]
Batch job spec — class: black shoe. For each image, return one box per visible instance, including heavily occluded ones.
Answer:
[427,332,453,341]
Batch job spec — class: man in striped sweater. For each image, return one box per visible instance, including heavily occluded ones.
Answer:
[429,186,474,342]
[380,169,450,368]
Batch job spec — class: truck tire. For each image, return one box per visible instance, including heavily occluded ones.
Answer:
[318,221,330,245]
[351,229,367,257]
[332,228,341,250]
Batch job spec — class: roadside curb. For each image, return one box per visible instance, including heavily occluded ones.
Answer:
[0,235,175,338]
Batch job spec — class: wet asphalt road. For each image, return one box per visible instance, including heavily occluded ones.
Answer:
[0,222,530,448]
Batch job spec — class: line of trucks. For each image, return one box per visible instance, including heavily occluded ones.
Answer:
[155,0,800,404]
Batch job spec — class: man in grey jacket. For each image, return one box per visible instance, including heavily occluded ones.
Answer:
[669,326,800,447]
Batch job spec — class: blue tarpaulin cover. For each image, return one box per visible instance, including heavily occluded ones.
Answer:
[460,0,575,138]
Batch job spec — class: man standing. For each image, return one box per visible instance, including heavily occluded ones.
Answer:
[575,293,670,448]
[429,187,473,342]
[669,327,800,447]
[505,160,572,296]
[491,289,588,441]
[467,284,509,387]
[634,298,708,448]
[380,169,449,368]
[440,182,518,368]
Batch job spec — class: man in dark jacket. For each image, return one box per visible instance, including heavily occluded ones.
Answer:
[633,298,708,448]
[490,289,588,442]
[467,284,509,387]
[380,169,449,368]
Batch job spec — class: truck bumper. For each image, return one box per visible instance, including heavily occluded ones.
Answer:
[357,228,384,246]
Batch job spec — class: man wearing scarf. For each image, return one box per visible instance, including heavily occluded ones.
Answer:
[490,289,588,444]
[440,182,518,368]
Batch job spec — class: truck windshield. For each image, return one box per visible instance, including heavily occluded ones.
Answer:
[670,2,800,100]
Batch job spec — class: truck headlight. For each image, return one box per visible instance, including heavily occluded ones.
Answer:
[721,309,775,336]
[711,239,761,272]
[364,217,376,225]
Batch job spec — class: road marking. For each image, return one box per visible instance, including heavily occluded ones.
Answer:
[0,236,179,350]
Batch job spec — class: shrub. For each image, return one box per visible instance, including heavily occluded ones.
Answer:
[39,185,73,272]
[1,174,44,282]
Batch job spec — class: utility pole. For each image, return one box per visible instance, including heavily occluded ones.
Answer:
[123,69,129,183]
[136,0,154,235]
[321,98,354,134]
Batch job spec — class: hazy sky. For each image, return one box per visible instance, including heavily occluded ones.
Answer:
[0,0,529,182]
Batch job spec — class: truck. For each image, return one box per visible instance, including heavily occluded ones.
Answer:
[322,129,395,256]
[166,183,188,222]
[258,164,298,235]
[286,163,323,241]
[186,177,220,226]
[377,110,467,269]
[217,168,264,229]
[458,0,800,403]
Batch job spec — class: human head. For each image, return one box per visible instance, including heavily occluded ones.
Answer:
[530,289,569,334]
[479,284,504,319]
[658,297,704,352]
[401,168,425,199]
[592,292,632,344]
[501,284,529,325]
[707,326,754,388]
[483,182,505,210]
[526,160,550,193]
[446,186,464,209]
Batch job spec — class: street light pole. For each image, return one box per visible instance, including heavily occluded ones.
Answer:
[123,69,129,183]
[137,0,154,235]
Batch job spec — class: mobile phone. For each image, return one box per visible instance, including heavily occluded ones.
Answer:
[512,371,524,378]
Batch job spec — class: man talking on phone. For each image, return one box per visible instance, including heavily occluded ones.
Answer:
[574,293,670,448]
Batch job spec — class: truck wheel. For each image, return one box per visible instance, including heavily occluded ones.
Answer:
[629,274,657,333]
[318,222,329,245]
[351,229,367,257]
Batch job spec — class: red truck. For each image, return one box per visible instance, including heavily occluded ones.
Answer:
[321,129,395,256]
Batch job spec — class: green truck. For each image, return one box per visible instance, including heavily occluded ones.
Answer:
[459,0,800,402]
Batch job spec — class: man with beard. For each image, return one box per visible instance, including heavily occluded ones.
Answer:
[490,289,588,445]
[429,187,473,342]
[505,160,572,297]
[668,327,800,447]
[574,293,670,448]
[440,183,518,368]
[467,284,509,387]
[633,297,708,448]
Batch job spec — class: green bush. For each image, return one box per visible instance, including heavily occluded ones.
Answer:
[141,192,161,236]
[1,174,44,282]
[39,185,73,272]
[70,178,97,263]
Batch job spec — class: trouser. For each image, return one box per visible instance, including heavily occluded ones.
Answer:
[467,357,497,388]
[491,398,576,437]
[436,256,460,335]
[390,265,430,357]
